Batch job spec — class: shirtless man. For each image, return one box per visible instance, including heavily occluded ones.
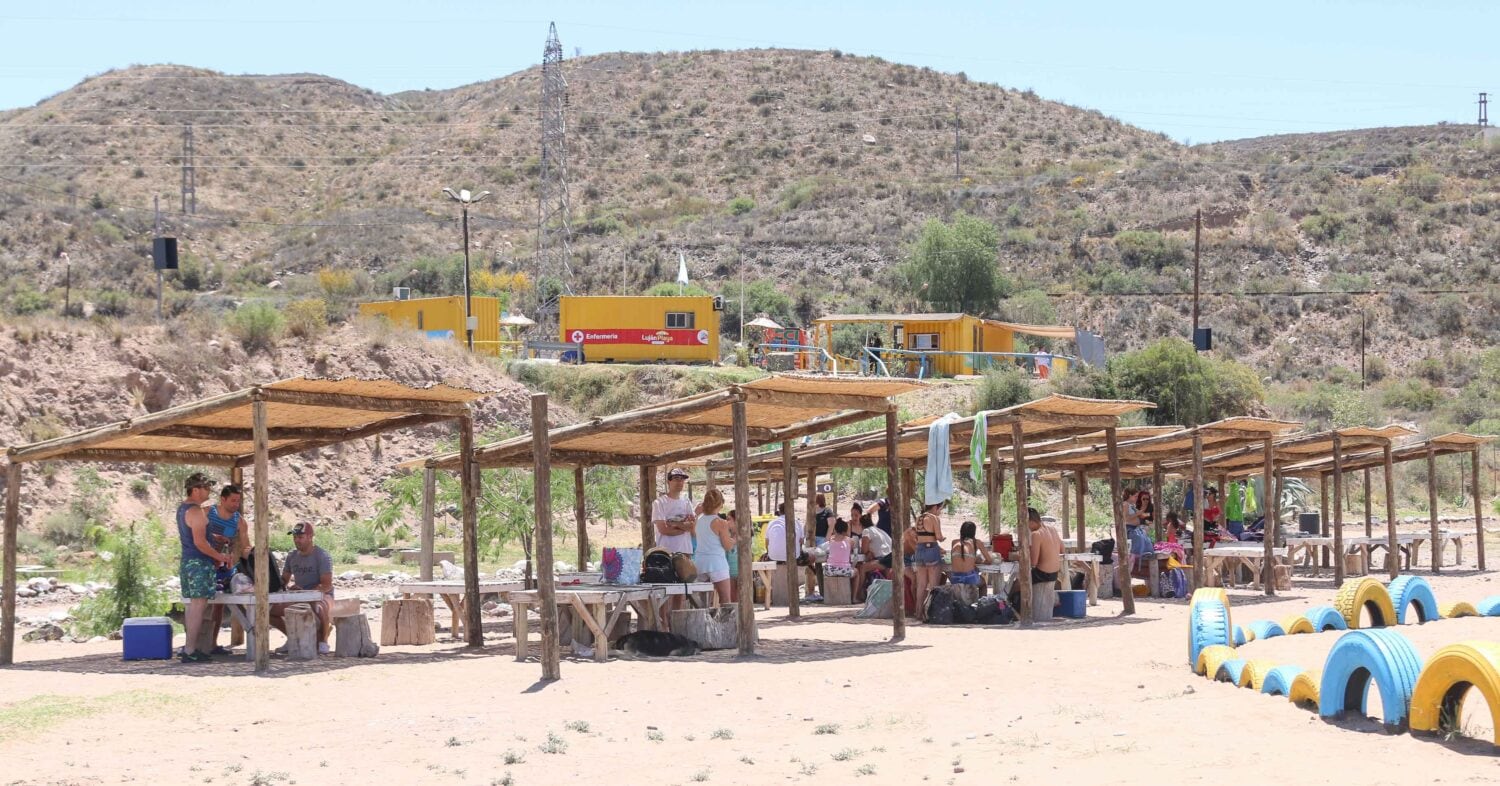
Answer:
[1028,507,1064,621]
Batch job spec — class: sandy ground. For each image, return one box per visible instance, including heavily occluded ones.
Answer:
[3,570,1499,786]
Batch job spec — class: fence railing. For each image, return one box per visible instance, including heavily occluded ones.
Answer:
[862,347,1077,378]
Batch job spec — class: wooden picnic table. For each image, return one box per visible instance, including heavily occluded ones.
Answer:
[508,582,716,662]
[398,579,524,639]
[751,561,777,610]
[201,591,324,661]
[1285,535,1380,576]
[1203,545,1290,591]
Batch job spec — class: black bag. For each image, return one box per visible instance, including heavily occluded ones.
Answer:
[973,595,1015,625]
[640,548,679,584]
[952,597,977,624]
[237,549,285,594]
[1092,538,1116,565]
[924,587,957,625]
[1069,570,1086,591]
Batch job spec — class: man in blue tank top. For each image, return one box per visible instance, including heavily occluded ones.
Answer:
[204,484,244,655]
[178,473,232,663]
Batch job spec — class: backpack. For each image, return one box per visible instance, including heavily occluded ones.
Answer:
[924,587,957,625]
[236,549,284,594]
[640,548,680,584]
[952,595,978,624]
[973,595,1015,624]
[1092,538,1116,564]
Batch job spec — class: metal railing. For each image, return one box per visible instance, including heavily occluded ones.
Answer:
[862,347,1078,378]
[755,342,848,374]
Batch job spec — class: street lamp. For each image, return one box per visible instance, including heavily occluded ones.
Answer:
[441,187,491,351]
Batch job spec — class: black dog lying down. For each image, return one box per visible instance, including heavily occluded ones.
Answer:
[613,630,701,657]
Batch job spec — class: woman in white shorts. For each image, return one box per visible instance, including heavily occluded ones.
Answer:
[694,488,737,604]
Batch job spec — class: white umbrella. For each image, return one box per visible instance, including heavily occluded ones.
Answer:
[745,316,784,330]
[500,312,536,327]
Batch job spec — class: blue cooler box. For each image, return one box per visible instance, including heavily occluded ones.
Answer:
[1056,590,1087,619]
[122,616,174,660]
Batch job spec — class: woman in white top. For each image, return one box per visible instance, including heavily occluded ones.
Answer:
[693,488,736,604]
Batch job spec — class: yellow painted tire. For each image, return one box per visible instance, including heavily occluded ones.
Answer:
[1192,587,1231,611]
[1196,644,1238,679]
[1439,601,1479,619]
[1280,614,1315,635]
[1240,659,1278,690]
[1410,642,1500,745]
[1334,576,1396,629]
[1289,670,1322,707]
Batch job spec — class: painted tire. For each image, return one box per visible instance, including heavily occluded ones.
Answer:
[1191,587,1231,611]
[1439,601,1479,619]
[1317,629,1423,728]
[1409,642,1500,745]
[1289,670,1322,707]
[1197,644,1238,679]
[1233,625,1253,646]
[1387,576,1440,624]
[1333,576,1396,629]
[1279,614,1315,635]
[1246,620,1285,641]
[1478,596,1500,617]
[1304,605,1350,633]
[1261,666,1305,697]
[1239,659,1278,690]
[1189,600,1232,667]
[1217,658,1248,685]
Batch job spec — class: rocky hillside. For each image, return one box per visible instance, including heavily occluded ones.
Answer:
[0,50,1497,377]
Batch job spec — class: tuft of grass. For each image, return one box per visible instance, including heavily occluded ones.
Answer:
[814,723,840,735]
[691,769,710,782]
[445,736,463,747]
[565,720,591,734]
[798,761,819,776]
[0,691,192,740]
[539,732,568,755]
[856,764,878,776]
[491,775,514,786]
[502,750,525,765]
[738,756,754,765]
[832,748,862,762]
[711,727,734,740]
[646,729,665,742]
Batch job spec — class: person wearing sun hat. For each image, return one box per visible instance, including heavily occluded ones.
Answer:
[176,472,233,663]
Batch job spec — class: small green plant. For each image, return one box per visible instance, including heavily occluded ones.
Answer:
[491,775,514,786]
[727,196,755,215]
[738,756,754,765]
[71,523,173,637]
[972,364,1034,411]
[711,727,733,740]
[646,729,664,742]
[445,736,463,747]
[564,720,591,733]
[691,770,710,783]
[856,763,877,776]
[284,298,329,339]
[832,748,861,762]
[502,749,525,765]
[539,732,568,754]
[228,301,286,353]
[129,478,151,499]
[814,723,841,735]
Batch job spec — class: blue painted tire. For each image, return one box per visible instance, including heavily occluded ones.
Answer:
[1189,601,1232,667]
[1318,629,1424,728]
[1305,605,1349,633]
[1233,625,1248,646]
[1261,665,1304,697]
[1246,620,1285,641]
[1476,595,1500,617]
[1387,576,1440,624]
[1216,658,1247,685]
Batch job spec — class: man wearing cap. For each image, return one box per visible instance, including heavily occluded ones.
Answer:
[176,473,233,663]
[651,468,696,622]
[272,523,335,655]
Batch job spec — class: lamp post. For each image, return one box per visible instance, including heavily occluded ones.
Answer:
[441,187,491,351]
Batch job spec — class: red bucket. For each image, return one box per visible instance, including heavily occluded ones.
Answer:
[991,534,1014,561]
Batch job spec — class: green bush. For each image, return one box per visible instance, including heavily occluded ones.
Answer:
[1112,230,1186,271]
[71,524,173,637]
[1382,378,1441,411]
[284,298,329,339]
[342,520,389,555]
[727,196,756,215]
[1300,212,1347,243]
[1000,289,1057,325]
[779,179,820,211]
[94,289,130,317]
[228,301,286,353]
[1110,338,1263,426]
[971,364,1034,413]
[904,214,1011,314]
[9,285,51,315]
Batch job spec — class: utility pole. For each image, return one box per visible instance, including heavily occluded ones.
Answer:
[1360,311,1367,390]
[1192,208,1202,334]
[181,125,196,214]
[154,196,163,322]
[1481,92,1489,128]
[537,22,575,324]
[953,109,961,178]
[59,252,70,317]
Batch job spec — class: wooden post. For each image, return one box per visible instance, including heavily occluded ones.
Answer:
[1319,473,1330,569]
[731,399,755,655]
[420,467,436,582]
[229,466,247,562]
[805,468,819,550]
[1475,448,1487,571]
[574,466,589,572]
[1,462,20,665]
[1059,472,1070,541]
[1152,462,1165,543]
[1273,471,1284,545]
[1428,443,1440,573]
[459,410,482,647]
[1075,469,1087,552]
[1332,433,1346,585]
[781,441,799,619]
[1105,427,1135,615]
[1363,468,1374,538]
[987,453,1002,538]
[639,466,656,550]
[1012,421,1033,626]
[531,395,560,679]
[251,393,271,673]
[1384,444,1398,580]
[1261,437,1276,596]
[1191,432,1205,589]
[884,406,905,641]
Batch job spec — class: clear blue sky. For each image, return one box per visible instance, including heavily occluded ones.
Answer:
[1,0,1493,142]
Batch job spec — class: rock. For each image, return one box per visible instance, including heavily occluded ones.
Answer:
[27,577,50,591]
[87,636,107,644]
[440,560,462,580]
[49,610,69,622]
[481,600,499,613]
[361,572,374,581]
[339,570,363,581]
[267,280,283,289]
[24,623,65,642]
[862,134,877,144]
[16,587,36,598]
[66,584,87,595]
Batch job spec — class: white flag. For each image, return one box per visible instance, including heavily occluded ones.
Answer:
[676,252,689,286]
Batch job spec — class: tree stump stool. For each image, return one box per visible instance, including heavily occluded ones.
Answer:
[823,575,853,606]
[334,612,379,658]
[283,604,319,660]
[380,598,436,646]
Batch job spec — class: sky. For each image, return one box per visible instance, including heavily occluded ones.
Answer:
[0,0,1495,143]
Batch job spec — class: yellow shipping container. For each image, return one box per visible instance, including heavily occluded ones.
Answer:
[358,295,503,356]
[560,295,720,364]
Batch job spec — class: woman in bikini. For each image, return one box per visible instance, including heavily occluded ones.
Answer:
[912,502,946,621]
[948,520,993,594]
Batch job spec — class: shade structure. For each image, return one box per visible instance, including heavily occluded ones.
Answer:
[2,377,494,671]
[745,316,784,330]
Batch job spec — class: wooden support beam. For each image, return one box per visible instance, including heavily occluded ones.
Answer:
[805,467,819,550]
[1,462,20,665]
[1012,421,1033,626]
[1475,449,1487,572]
[44,449,237,467]
[1059,471,1070,541]
[1075,470,1087,552]
[732,400,755,656]
[8,388,255,463]
[885,407,905,642]
[1106,427,1134,615]
[459,411,481,647]
[1191,432,1205,590]
[1332,432,1346,585]
[640,466,656,550]
[782,440,800,620]
[1363,467,1374,538]
[259,387,468,417]
[150,424,354,441]
[574,466,589,572]
[420,467,436,582]
[987,453,1002,538]
[234,413,452,467]
[532,395,560,680]
[1428,443,1440,573]
[1384,444,1398,580]
[1262,437,1276,596]
[251,394,271,674]
[1152,462,1165,543]
[740,387,888,413]
[611,422,775,440]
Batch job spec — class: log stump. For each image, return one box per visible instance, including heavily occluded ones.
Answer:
[283,604,319,660]
[334,613,379,658]
[823,576,853,606]
[671,605,751,650]
[380,598,436,646]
